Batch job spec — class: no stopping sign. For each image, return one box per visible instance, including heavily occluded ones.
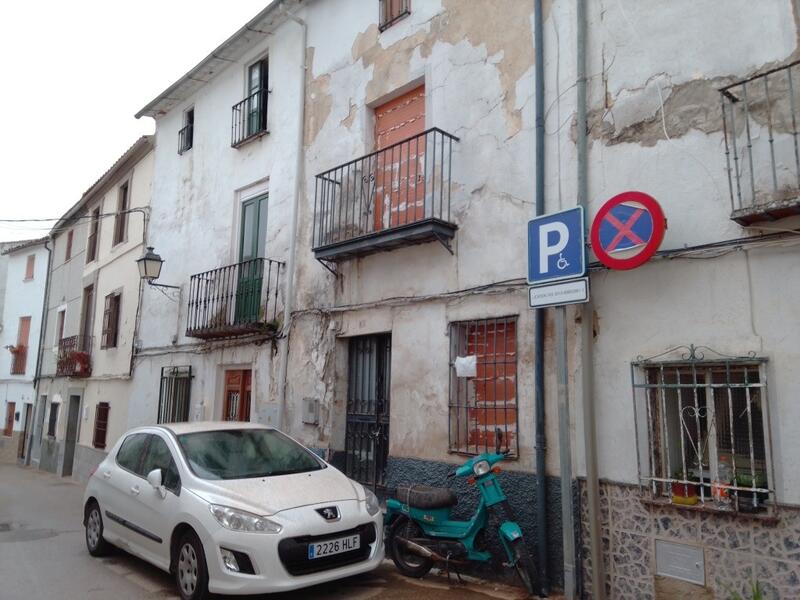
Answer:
[590,191,666,270]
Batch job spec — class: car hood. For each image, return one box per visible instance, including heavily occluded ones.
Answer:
[188,466,363,516]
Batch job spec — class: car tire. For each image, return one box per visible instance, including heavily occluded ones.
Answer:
[85,501,112,557]
[175,530,210,600]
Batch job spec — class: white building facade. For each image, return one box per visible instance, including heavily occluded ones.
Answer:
[0,239,48,462]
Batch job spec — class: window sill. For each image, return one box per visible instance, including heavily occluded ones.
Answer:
[640,497,779,524]
[231,129,269,149]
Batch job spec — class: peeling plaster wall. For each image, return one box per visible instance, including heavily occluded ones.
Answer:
[133,17,305,426]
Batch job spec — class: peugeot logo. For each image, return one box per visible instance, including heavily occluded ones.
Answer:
[316,506,340,522]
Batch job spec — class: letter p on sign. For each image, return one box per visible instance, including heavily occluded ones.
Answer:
[527,206,586,285]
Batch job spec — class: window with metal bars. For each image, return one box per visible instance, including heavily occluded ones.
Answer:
[47,403,59,438]
[158,366,192,424]
[631,346,773,514]
[448,317,518,457]
[379,0,410,31]
[93,402,110,449]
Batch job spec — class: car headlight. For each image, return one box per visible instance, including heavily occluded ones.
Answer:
[364,487,381,517]
[209,504,282,534]
[473,460,491,477]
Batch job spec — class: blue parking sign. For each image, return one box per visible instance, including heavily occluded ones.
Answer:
[527,207,586,284]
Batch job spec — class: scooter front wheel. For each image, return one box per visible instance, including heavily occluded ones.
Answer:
[509,538,538,596]
[388,516,434,579]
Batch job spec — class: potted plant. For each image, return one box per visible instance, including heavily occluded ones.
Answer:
[671,469,700,505]
[734,472,768,513]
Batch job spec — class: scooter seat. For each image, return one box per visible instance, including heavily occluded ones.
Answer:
[395,485,458,509]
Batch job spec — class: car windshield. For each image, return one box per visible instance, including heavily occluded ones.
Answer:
[177,429,324,480]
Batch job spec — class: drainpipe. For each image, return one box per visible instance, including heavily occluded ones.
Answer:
[533,0,549,595]
[576,0,606,598]
[29,237,52,465]
[276,7,307,431]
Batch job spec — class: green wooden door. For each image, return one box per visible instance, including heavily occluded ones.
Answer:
[236,194,268,324]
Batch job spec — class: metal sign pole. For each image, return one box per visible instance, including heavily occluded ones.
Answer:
[556,305,576,599]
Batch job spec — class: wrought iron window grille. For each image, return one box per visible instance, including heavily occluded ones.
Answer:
[448,317,519,458]
[178,123,193,155]
[231,88,269,148]
[158,366,192,424]
[631,345,775,515]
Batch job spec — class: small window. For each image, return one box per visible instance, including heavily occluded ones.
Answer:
[116,433,149,475]
[113,183,129,246]
[93,402,110,449]
[448,317,518,457]
[65,230,74,261]
[47,403,59,437]
[632,347,774,514]
[55,309,66,346]
[100,292,121,349]
[232,59,268,147]
[24,255,35,280]
[86,207,100,263]
[379,0,410,31]
[158,366,192,423]
[141,435,181,493]
[179,108,194,154]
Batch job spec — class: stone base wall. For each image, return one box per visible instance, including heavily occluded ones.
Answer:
[579,480,800,600]
[0,432,20,463]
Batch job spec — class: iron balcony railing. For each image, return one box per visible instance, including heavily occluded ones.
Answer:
[10,345,27,375]
[186,257,283,340]
[313,127,459,251]
[721,59,800,221]
[178,123,193,154]
[56,335,92,378]
[231,88,268,148]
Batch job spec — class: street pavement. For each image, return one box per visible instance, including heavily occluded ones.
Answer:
[0,462,531,600]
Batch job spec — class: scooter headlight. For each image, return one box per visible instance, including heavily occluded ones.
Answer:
[473,460,491,477]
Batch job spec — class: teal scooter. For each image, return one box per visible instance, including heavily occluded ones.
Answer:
[384,430,538,596]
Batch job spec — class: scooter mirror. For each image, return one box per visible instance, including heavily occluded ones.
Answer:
[495,427,503,453]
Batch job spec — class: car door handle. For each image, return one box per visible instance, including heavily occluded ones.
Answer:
[130,485,140,496]
[102,471,112,480]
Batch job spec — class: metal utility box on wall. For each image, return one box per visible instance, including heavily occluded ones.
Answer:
[655,539,705,586]
[302,397,319,425]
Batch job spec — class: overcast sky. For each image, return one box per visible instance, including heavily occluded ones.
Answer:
[0,0,272,242]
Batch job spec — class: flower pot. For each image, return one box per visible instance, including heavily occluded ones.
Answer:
[671,481,699,505]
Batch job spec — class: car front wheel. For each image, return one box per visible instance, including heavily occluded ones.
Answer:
[85,501,112,557]
[175,531,210,600]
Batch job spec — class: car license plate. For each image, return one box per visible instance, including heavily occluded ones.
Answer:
[307,534,360,559]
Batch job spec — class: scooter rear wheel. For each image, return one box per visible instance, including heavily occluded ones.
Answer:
[389,516,434,578]
[509,538,538,596]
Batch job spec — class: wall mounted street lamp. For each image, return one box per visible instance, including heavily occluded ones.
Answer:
[136,246,180,289]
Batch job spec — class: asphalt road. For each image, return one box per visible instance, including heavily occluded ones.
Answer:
[0,462,530,600]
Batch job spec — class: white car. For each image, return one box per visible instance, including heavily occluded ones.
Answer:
[82,421,384,599]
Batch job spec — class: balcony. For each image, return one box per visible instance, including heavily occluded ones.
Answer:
[9,345,27,375]
[721,59,800,225]
[186,258,283,340]
[312,128,459,262]
[56,335,92,378]
[231,88,268,148]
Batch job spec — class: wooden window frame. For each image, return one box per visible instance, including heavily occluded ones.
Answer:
[100,292,121,349]
[113,182,129,246]
[379,0,410,31]
[92,402,110,449]
[86,207,100,263]
[65,230,74,261]
[24,254,35,280]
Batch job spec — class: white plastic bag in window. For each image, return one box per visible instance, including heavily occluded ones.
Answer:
[454,355,477,378]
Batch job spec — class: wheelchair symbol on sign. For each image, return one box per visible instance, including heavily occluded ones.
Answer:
[556,253,569,270]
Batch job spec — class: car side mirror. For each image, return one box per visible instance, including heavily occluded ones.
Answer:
[146,468,166,499]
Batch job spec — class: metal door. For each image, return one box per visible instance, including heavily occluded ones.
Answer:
[345,334,391,490]
[62,395,81,477]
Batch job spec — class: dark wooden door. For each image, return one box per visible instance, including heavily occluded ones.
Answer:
[223,370,252,422]
[345,334,391,490]
[4,402,15,437]
[62,396,81,477]
[18,404,32,458]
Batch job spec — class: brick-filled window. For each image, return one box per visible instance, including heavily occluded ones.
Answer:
[101,292,121,349]
[65,230,74,261]
[24,254,35,280]
[379,0,410,31]
[47,403,59,438]
[449,317,518,457]
[93,402,110,449]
